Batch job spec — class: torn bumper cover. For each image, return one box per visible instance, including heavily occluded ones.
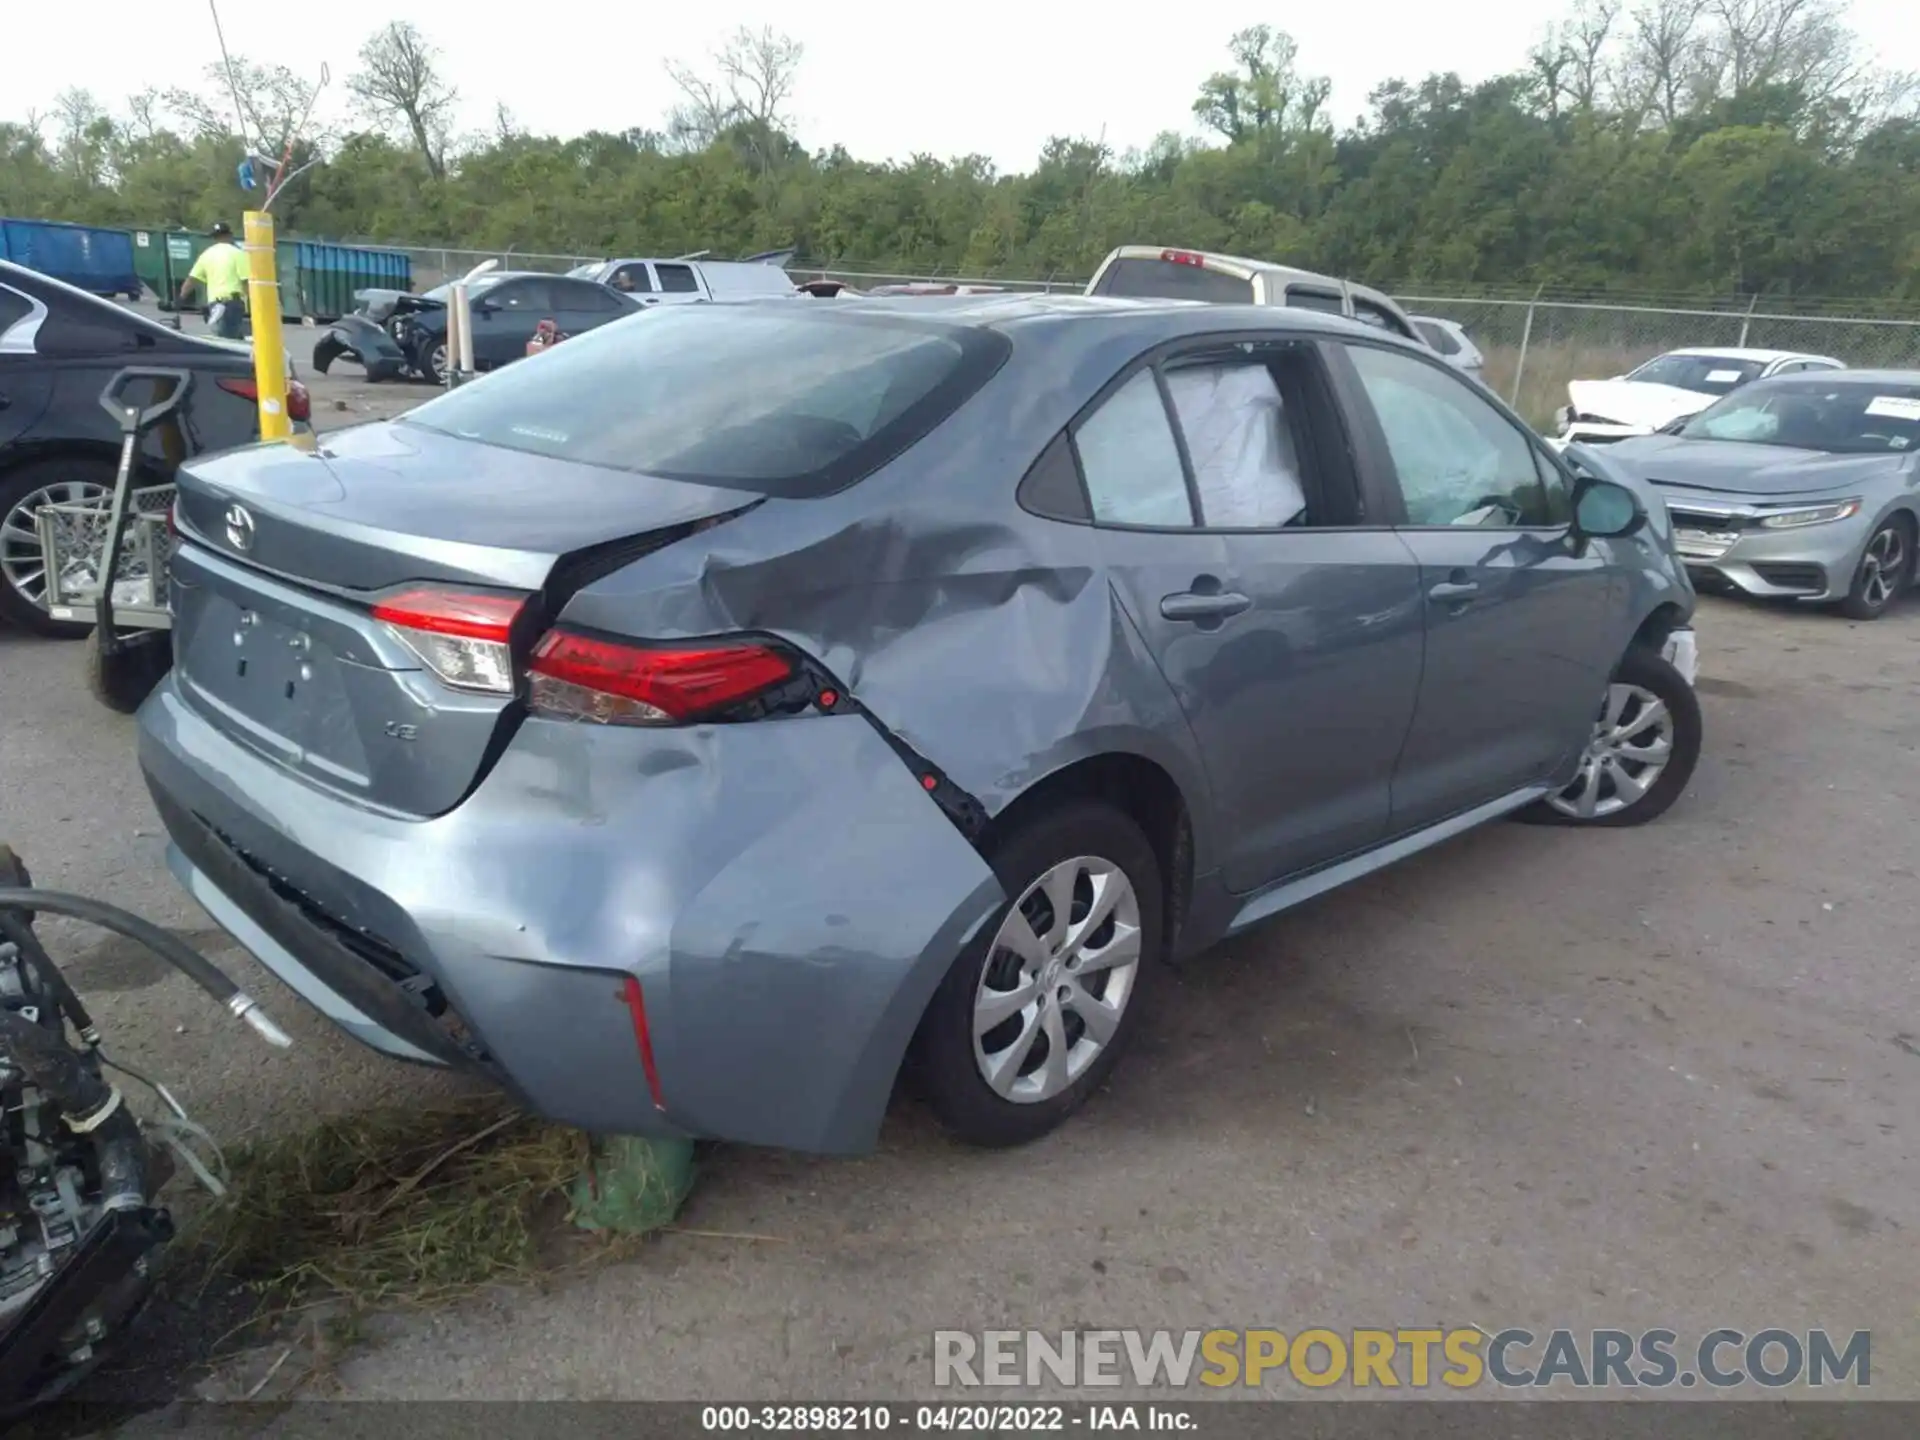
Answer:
[136,677,1004,1154]
[312,314,409,383]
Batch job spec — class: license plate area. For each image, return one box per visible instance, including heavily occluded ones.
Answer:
[1672,529,1735,559]
[181,592,376,784]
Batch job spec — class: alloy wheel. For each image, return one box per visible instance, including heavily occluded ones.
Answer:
[1859,524,1907,610]
[1547,683,1676,820]
[1,479,111,612]
[972,856,1143,1104]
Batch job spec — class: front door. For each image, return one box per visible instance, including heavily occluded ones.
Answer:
[1328,340,1627,832]
[1076,339,1426,893]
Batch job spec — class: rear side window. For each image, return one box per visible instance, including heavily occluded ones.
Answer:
[1073,370,1194,526]
[1091,258,1254,304]
[562,280,625,313]
[1164,362,1307,528]
[404,306,1009,497]
[655,263,701,294]
[1285,288,1344,316]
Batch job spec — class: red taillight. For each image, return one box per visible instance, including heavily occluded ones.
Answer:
[528,631,793,726]
[218,376,311,423]
[372,588,526,694]
[1161,249,1206,267]
[372,589,523,641]
[618,976,665,1111]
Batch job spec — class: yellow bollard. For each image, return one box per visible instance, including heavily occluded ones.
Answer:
[241,211,292,442]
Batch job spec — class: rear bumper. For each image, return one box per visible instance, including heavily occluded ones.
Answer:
[138,677,1004,1153]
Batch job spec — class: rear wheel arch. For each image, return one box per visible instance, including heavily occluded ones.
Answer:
[980,752,1195,964]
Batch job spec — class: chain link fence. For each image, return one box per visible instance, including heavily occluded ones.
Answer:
[1397,294,1920,426]
[356,245,1920,428]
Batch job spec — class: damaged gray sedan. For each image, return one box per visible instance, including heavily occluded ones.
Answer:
[138,297,1701,1153]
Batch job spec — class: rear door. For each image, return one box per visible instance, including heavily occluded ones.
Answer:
[1326,339,1626,831]
[652,262,708,304]
[1071,335,1426,893]
[552,277,631,336]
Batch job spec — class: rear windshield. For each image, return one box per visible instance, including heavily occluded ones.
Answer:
[1091,258,1255,303]
[402,305,1009,496]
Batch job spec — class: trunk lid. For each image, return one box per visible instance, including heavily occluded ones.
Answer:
[169,421,760,817]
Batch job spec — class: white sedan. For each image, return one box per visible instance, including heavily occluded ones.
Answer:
[1549,347,1845,448]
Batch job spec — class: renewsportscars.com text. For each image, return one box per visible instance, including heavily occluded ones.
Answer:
[932,1327,1870,1390]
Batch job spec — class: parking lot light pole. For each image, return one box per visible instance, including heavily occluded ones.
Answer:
[242,211,293,442]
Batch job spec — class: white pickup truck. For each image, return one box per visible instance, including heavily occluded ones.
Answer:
[565,250,802,307]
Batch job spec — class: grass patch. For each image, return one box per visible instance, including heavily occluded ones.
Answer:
[188,1095,595,1316]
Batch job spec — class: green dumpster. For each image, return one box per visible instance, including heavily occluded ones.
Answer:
[132,230,208,310]
[131,228,311,320]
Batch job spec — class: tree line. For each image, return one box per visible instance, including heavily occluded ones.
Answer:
[3,2,1917,301]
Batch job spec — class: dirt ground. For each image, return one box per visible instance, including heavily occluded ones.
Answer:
[2,338,1917,1409]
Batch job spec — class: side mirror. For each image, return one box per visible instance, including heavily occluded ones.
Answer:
[1571,476,1646,539]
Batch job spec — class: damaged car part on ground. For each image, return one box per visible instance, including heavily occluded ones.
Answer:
[0,876,291,1416]
[139,296,1702,1155]
[1593,369,1920,620]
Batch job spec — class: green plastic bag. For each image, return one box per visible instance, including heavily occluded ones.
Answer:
[570,1135,695,1234]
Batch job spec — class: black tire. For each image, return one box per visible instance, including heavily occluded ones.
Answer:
[0,459,117,638]
[1519,644,1702,828]
[84,629,171,714]
[416,337,449,387]
[1836,512,1915,621]
[911,801,1163,1147]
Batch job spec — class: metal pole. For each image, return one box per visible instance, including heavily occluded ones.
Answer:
[1737,293,1759,348]
[242,211,292,442]
[1510,284,1545,409]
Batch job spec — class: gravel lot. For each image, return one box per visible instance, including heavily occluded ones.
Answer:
[3,337,1918,1404]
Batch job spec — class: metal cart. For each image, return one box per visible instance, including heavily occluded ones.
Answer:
[33,368,192,713]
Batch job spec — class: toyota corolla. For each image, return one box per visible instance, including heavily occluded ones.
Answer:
[139,297,1701,1154]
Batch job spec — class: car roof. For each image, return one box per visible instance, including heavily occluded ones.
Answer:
[1662,346,1831,363]
[818,291,1418,345]
[1747,367,1920,387]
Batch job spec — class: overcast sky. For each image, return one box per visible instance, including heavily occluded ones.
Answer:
[9,0,1909,173]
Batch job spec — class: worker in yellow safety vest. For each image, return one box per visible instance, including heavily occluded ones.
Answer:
[177,221,249,340]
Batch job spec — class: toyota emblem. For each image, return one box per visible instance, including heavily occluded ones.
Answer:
[224,503,256,552]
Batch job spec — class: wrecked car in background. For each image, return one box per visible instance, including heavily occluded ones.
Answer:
[1551,347,1845,448]
[139,296,1700,1157]
[314,273,643,385]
